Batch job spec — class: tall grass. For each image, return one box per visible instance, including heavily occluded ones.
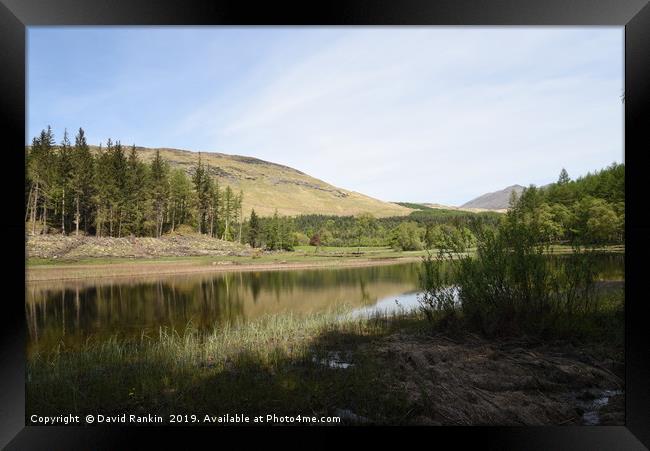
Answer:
[27,309,422,417]
[418,224,620,339]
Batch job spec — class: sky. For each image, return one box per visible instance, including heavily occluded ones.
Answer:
[27,27,624,206]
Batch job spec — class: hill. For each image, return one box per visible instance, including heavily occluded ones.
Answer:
[396,202,506,214]
[91,146,413,218]
[460,185,525,210]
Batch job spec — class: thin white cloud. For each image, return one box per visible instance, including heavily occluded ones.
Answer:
[180,30,620,205]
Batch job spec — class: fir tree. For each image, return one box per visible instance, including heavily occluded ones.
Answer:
[71,128,94,235]
[248,209,260,248]
[149,150,169,237]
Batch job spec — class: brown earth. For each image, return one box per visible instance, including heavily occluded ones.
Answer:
[369,332,624,425]
[26,255,422,283]
[26,233,252,260]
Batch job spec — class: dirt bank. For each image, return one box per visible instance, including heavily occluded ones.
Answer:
[368,332,624,425]
[26,255,422,283]
[26,233,251,260]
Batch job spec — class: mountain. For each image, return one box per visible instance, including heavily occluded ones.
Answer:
[112,146,414,218]
[459,184,525,210]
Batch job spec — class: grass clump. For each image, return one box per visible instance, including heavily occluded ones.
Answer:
[27,310,421,422]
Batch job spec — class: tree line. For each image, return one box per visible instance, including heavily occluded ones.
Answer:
[504,164,624,246]
[25,127,245,240]
[26,127,623,250]
[274,211,500,250]
[251,163,624,251]
[416,164,625,340]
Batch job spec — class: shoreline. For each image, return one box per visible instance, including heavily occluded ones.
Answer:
[26,255,424,283]
[25,243,625,283]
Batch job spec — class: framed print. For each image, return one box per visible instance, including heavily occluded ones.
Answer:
[1,0,648,449]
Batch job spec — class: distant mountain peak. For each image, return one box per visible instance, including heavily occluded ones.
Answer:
[460,184,525,210]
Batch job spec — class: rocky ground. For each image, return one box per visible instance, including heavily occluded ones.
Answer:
[26,232,252,260]
[369,332,624,425]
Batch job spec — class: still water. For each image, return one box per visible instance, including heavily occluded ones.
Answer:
[26,263,422,354]
[26,254,624,355]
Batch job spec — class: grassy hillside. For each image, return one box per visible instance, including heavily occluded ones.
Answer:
[396,202,504,214]
[98,146,413,218]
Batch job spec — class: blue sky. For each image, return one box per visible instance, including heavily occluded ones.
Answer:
[27,27,623,206]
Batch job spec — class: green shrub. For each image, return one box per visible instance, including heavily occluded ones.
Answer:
[455,230,599,337]
[390,222,423,251]
[418,200,605,338]
[417,251,458,327]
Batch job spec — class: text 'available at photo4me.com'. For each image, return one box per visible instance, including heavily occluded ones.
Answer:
[30,413,342,425]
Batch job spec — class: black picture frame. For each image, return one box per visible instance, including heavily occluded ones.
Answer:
[1,0,648,449]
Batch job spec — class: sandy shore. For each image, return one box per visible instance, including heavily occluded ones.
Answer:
[26,255,423,283]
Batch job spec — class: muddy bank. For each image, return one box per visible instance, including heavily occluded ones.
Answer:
[26,255,422,283]
[363,332,624,425]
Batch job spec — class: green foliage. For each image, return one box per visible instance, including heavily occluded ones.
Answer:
[26,127,246,243]
[418,202,609,338]
[149,150,170,237]
[455,231,602,338]
[26,127,622,252]
[122,145,149,236]
[417,167,624,338]
[537,164,624,244]
[576,197,622,244]
[262,210,295,251]
[354,213,375,251]
[247,209,261,248]
[503,164,624,246]
[292,231,310,246]
[425,224,476,252]
[418,251,458,326]
[169,168,193,233]
[390,222,423,251]
[290,213,491,249]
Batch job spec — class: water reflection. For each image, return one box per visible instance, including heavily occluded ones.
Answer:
[25,253,624,355]
[26,263,421,354]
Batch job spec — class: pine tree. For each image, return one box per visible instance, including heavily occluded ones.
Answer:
[169,168,192,232]
[123,145,148,236]
[26,134,44,234]
[37,126,56,234]
[237,189,244,243]
[27,127,246,240]
[56,129,73,234]
[248,209,260,248]
[192,154,210,234]
[71,128,94,235]
[149,150,170,237]
[222,186,234,241]
[110,141,128,237]
[93,140,114,237]
[558,168,571,185]
[280,215,295,251]
[210,179,223,237]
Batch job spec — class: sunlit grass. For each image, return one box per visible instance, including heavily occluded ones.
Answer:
[27,308,424,419]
